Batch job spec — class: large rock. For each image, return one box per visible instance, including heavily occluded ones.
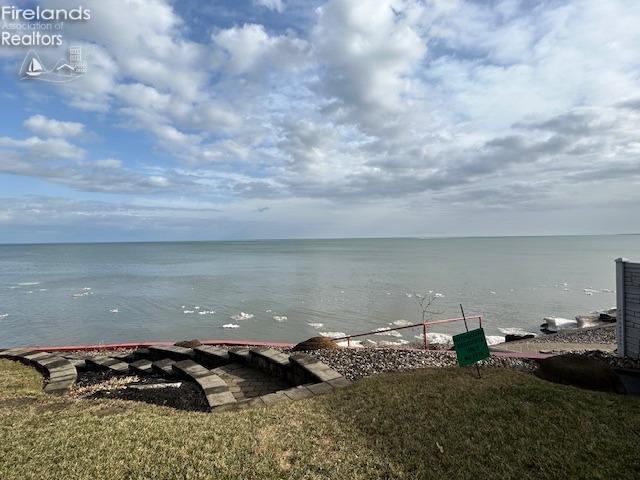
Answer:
[505,333,535,343]
[599,308,617,323]
[292,336,340,351]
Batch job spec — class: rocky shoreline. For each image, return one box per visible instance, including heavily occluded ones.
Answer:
[306,348,535,381]
[524,324,616,345]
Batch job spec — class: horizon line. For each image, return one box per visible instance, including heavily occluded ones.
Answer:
[0,232,638,247]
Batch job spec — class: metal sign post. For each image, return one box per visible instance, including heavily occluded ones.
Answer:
[455,304,486,378]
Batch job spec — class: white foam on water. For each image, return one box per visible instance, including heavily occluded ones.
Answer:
[183,310,195,314]
[308,322,324,329]
[231,312,254,321]
[414,332,453,345]
[198,310,215,315]
[378,339,410,347]
[194,306,201,310]
[319,331,346,339]
[17,282,40,286]
[222,323,240,329]
[337,340,364,348]
[38,288,47,291]
[434,292,444,298]
[273,315,287,322]
[489,290,497,295]
[583,288,599,295]
[265,309,273,313]
[390,319,413,327]
[601,289,614,293]
[0,314,8,319]
[498,327,537,337]
[374,327,402,337]
[109,308,119,313]
[486,335,506,345]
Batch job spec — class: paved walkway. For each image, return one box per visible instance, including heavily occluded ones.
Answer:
[212,363,290,401]
[492,341,616,355]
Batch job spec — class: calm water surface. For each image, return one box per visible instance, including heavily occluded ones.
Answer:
[0,236,637,347]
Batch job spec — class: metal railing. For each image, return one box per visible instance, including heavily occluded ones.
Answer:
[333,315,483,349]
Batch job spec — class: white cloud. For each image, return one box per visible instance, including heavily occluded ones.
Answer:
[212,23,309,75]
[4,0,640,239]
[254,0,285,13]
[24,115,85,138]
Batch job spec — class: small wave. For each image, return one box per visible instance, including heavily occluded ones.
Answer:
[390,319,413,327]
[498,327,536,337]
[273,315,287,322]
[319,331,346,339]
[109,308,119,314]
[0,313,8,319]
[183,310,195,314]
[308,322,324,329]
[414,332,453,345]
[374,327,402,338]
[378,339,410,347]
[198,310,215,315]
[336,339,364,348]
[231,312,254,321]
[17,282,40,286]
[72,291,93,297]
[486,335,506,345]
[222,323,240,329]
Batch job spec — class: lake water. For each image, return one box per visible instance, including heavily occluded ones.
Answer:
[0,236,637,348]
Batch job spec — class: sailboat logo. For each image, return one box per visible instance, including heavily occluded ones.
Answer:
[19,48,87,83]
[24,55,45,77]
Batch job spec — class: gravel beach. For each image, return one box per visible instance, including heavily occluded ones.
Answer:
[520,324,616,345]
[306,348,535,381]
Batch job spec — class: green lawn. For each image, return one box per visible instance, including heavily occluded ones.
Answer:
[1,358,639,479]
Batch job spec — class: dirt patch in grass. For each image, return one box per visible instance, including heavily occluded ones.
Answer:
[71,370,209,412]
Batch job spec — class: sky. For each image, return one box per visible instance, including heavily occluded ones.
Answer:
[0,0,639,243]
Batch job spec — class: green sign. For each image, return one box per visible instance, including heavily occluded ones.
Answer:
[453,328,490,367]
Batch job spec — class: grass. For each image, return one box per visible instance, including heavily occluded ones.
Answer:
[1,359,640,479]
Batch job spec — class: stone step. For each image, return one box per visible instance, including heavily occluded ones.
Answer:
[130,359,154,375]
[228,347,251,364]
[0,350,78,395]
[172,359,210,379]
[152,358,176,377]
[148,345,195,361]
[193,345,230,368]
[288,353,344,383]
[249,348,290,378]
[173,359,236,411]
[85,356,131,374]
[66,358,87,370]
